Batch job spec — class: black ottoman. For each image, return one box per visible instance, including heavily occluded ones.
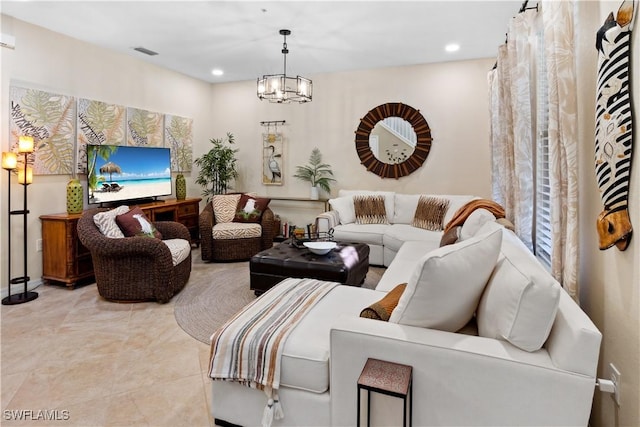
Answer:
[250,241,370,295]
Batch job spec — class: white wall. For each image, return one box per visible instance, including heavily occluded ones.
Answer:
[575,2,640,426]
[0,16,212,293]
[209,59,494,225]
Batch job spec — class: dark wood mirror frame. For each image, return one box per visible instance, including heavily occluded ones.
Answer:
[355,102,432,179]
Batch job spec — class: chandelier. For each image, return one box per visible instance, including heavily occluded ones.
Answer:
[257,29,312,103]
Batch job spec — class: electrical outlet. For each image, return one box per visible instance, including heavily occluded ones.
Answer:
[609,363,621,406]
[36,239,43,252]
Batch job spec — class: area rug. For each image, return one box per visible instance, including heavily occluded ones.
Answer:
[174,256,385,344]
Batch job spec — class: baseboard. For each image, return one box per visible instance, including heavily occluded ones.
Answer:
[1,278,43,300]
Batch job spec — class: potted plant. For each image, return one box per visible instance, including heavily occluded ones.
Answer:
[194,132,239,200]
[293,147,335,200]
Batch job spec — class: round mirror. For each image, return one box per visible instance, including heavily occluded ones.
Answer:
[355,103,432,178]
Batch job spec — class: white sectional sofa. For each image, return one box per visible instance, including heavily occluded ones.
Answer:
[315,190,478,266]
[210,215,602,427]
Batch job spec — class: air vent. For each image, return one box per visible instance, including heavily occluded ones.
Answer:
[133,46,158,56]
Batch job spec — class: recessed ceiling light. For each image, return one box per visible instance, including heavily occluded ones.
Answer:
[445,43,460,53]
[211,69,224,76]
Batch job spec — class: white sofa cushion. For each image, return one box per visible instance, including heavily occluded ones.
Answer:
[375,240,436,292]
[382,224,442,253]
[328,196,356,225]
[442,195,478,225]
[281,285,381,392]
[476,221,561,352]
[389,227,502,331]
[459,208,497,241]
[393,194,421,224]
[331,223,388,246]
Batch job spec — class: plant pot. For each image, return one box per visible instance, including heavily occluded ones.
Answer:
[175,174,187,200]
[66,178,84,214]
[310,186,319,200]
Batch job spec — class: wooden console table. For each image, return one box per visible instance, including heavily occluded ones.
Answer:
[40,197,201,288]
[264,196,329,212]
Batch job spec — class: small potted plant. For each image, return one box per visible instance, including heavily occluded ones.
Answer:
[194,132,239,200]
[293,147,335,200]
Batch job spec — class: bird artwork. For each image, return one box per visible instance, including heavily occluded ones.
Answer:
[594,0,635,250]
[267,144,282,183]
[133,213,155,237]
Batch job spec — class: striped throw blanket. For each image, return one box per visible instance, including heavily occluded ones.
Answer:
[208,278,339,427]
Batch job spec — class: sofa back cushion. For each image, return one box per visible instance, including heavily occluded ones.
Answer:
[476,221,561,352]
[329,196,357,224]
[389,227,502,332]
[459,208,496,241]
[393,194,421,224]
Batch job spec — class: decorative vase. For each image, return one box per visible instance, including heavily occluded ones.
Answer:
[175,174,187,200]
[310,186,319,200]
[66,178,84,214]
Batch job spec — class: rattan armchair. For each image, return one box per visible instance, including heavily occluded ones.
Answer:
[77,208,192,303]
[199,203,277,262]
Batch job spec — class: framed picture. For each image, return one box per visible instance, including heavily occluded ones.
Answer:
[262,133,283,185]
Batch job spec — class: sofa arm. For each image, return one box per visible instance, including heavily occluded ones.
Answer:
[330,316,597,427]
[316,210,340,233]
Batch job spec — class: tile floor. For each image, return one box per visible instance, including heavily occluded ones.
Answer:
[1,263,218,427]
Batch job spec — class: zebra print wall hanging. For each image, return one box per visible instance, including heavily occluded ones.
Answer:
[595,0,636,251]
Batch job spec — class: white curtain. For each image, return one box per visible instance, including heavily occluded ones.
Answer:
[489,10,537,250]
[489,1,579,298]
[542,0,579,298]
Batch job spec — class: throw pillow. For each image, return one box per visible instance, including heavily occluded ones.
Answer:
[353,195,388,225]
[93,205,129,238]
[389,227,502,332]
[459,208,497,241]
[115,207,162,239]
[233,194,271,223]
[328,196,356,224]
[475,221,561,352]
[360,284,407,321]
[411,196,450,231]
[439,225,461,247]
[212,194,242,223]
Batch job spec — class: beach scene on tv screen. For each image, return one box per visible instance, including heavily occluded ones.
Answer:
[87,145,172,204]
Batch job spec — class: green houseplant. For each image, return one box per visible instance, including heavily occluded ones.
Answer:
[194,132,239,200]
[293,147,335,199]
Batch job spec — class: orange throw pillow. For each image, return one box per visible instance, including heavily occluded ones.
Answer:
[360,284,407,321]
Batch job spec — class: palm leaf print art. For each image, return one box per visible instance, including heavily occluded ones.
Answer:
[128,107,163,147]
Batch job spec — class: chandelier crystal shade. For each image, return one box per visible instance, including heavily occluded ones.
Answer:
[257,29,312,103]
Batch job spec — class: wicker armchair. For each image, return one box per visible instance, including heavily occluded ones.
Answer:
[77,208,192,303]
[199,203,277,262]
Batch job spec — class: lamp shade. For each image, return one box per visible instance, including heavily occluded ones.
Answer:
[17,166,33,185]
[2,152,17,170]
[18,136,34,153]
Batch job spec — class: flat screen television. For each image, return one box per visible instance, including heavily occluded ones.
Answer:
[86,144,172,205]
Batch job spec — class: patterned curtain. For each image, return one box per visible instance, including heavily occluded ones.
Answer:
[488,10,536,249]
[542,0,579,298]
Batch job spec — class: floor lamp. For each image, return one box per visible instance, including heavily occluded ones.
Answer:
[2,136,38,305]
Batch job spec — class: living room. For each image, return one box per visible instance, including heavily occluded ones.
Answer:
[1,1,638,426]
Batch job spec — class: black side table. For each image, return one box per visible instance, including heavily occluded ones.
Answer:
[357,358,413,427]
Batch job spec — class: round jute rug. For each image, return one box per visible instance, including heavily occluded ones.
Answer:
[174,266,256,344]
[174,255,385,344]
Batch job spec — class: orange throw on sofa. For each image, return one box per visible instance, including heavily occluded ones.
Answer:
[443,199,506,234]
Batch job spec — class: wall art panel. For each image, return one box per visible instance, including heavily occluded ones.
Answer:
[127,107,164,147]
[76,98,126,173]
[164,114,193,172]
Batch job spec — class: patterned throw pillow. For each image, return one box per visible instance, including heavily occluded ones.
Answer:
[360,284,407,321]
[353,195,388,225]
[93,205,129,238]
[412,196,450,231]
[115,207,162,239]
[212,194,242,224]
[233,194,271,223]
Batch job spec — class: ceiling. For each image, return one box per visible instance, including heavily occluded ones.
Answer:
[0,1,522,84]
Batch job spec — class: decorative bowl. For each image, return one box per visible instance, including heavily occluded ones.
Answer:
[303,241,337,255]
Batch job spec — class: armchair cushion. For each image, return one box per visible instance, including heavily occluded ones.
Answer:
[389,227,502,332]
[212,194,242,223]
[162,238,192,266]
[93,205,129,238]
[233,194,271,223]
[212,222,262,239]
[116,207,162,239]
